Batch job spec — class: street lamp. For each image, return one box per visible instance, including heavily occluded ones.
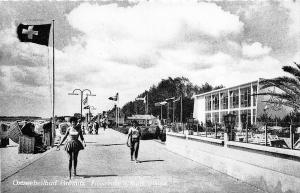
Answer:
[263,105,269,146]
[68,89,96,120]
[224,113,236,141]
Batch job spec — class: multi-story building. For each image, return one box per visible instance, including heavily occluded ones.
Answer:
[192,79,291,128]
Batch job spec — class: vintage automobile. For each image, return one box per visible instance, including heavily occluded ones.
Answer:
[137,118,166,141]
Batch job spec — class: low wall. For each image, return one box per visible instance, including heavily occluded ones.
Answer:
[166,132,300,193]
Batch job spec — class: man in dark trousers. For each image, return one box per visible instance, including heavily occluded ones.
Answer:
[127,120,141,163]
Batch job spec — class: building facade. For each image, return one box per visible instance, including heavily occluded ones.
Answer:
[193,79,293,128]
[193,80,259,128]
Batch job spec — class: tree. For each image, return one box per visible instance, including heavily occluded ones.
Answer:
[120,76,219,122]
[257,62,300,113]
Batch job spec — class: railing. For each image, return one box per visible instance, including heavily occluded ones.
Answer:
[167,122,300,150]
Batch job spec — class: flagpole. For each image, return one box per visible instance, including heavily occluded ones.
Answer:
[173,99,175,123]
[144,96,146,115]
[117,95,119,127]
[51,19,55,147]
[160,105,162,120]
[180,95,182,124]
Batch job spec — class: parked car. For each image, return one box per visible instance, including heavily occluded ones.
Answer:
[138,118,166,141]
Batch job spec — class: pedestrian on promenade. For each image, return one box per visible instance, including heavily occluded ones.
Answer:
[88,122,93,134]
[57,116,86,179]
[103,118,107,131]
[127,120,141,163]
[94,121,99,134]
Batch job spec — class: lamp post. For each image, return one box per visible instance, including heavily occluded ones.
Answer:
[263,105,269,146]
[68,89,96,120]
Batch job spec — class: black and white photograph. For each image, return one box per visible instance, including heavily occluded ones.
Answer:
[0,0,299,192]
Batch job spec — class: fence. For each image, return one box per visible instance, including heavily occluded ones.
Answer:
[167,121,300,150]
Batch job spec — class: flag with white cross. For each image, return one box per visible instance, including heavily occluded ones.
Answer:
[17,23,51,46]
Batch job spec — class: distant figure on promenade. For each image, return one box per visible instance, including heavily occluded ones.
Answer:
[94,121,99,134]
[127,120,141,163]
[103,118,107,131]
[57,116,86,179]
[88,122,93,134]
[81,121,86,135]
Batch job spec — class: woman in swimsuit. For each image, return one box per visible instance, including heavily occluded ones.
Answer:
[57,116,86,179]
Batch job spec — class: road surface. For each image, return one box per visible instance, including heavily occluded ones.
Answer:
[1,129,265,193]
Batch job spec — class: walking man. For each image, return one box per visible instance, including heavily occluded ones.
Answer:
[127,120,141,163]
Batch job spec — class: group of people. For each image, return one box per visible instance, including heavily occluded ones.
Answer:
[81,119,108,135]
[57,117,142,180]
[85,121,99,135]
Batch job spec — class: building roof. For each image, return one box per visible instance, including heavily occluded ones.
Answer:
[127,114,156,120]
[192,79,259,98]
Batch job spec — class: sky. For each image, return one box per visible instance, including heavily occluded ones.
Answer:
[0,0,299,118]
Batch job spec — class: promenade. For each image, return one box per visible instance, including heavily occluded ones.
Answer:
[1,128,265,193]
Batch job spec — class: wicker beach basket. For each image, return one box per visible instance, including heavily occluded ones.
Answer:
[8,122,22,144]
[43,132,51,146]
[0,122,9,138]
[18,135,35,154]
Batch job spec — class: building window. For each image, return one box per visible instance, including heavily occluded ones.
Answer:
[241,109,251,124]
[252,85,257,107]
[205,96,211,111]
[252,109,256,124]
[241,87,251,107]
[220,111,228,123]
[229,89,239,109]
[212,112,219,123]
[212,94,219,110]
[205,113,211,123]
[229,110,239,126]
[220,92,228,109]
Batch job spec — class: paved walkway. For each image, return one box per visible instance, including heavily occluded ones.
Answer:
[1,129,265,193]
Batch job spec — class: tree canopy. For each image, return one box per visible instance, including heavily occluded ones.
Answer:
[258,62,300,112]
[119,76,223,123]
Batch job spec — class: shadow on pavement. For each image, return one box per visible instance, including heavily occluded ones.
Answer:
[138,159,164,163]
[76,174,118,178]
[92,143,126,147]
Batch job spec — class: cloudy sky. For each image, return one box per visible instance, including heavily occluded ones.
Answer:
[0,0,299,118]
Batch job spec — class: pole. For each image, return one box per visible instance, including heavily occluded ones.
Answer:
[115,104,117,127]
[88,106,91,122]
[246,121,248,143]
[172,100,175,123]
[117,95,119,127]
[265,124,268,146]
[290,120,293,150]
[180,95,182,123]
[180,95,183,133]
[144,95,147,115]
[80,92,83,120]
[215,123,217,139]
[167,102,169,122]
[117,106,119,127]
[51,19,55,147]
[160,105,162,120]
